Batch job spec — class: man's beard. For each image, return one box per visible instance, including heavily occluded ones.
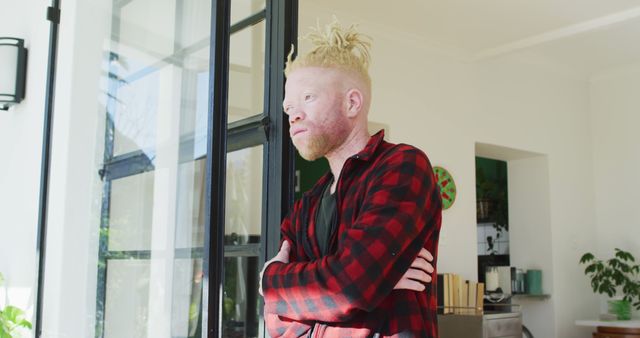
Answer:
[294,132,331,161]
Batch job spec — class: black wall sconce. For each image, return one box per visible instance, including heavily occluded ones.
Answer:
[0,37,28,111]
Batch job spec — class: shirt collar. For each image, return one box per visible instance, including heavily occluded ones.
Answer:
[352,129,385,161]
[303,130,386,199]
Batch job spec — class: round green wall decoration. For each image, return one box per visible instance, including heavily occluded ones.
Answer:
[433,166,456,210]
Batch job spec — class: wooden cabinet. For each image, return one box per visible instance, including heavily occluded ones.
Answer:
[576,320,640,338]
[438,312,522,338]
[593,326,640,338]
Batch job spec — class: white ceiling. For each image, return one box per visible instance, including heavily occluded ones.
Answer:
[303,0,640,77]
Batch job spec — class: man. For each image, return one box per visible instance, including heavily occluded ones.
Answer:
[260,20,442,337]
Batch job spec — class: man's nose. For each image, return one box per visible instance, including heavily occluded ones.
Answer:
[289,112,303,124]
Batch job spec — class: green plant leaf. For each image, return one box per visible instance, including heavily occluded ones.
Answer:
[620,263,631,273]
[0,304,31,336]
[608,258,619,269]
[18,319,32,329]
[2,306,23,323]
[615,248,636,262]
[585,264,596,274]
[0,318,9,335]
[625,252,635,262]
[598,283,607,295]
[581,249,640,311]
[613,271,625,285]
[580,253,595,264]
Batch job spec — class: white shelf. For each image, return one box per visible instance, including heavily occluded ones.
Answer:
[575,319,640,328]
[511,293,550,300]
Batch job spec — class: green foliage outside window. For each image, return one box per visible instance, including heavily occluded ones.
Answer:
[0,273,32,338]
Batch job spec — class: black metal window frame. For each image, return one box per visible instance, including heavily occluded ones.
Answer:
[35,1,61,337]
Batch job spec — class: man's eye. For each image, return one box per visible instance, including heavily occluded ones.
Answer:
[305,94,313,101]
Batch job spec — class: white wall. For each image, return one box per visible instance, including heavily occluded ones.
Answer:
[0,0,50,332]
[508,155,555,338]
[590,64,640,317]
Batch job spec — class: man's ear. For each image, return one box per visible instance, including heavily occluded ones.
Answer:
[345,88,364,118]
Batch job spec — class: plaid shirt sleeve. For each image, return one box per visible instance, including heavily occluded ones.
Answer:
[263,214,313,337]
[265,313,312,337]
[262,146,440,323]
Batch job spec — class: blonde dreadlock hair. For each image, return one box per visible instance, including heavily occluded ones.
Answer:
[285,18,372,89]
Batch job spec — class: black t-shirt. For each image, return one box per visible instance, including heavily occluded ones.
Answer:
[315,181,337,255]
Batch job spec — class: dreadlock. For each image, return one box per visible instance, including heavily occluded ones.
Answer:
[285,17,372,89]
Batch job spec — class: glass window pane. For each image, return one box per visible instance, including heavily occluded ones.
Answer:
[175,159,206,249]
[102,0,212,336]
[111,0,213,157]
[117,0,176,76]
[111,70,160,156]
[110,0,176,156]
[229,20,265,123]
[171,258,204,338]
[225,146,264,243]
[42,0,275,336]
[186,71,210,159]
[178,0,215,49]
[108,171,155,251]
[222,144,264,338]
[231,0,266,26]
[104,260,151,338]
[223,256,260,338]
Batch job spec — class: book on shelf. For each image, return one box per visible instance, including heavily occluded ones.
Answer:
[466,280,475,315]
[444,273,453,314]
[452,274,460,314]
[476,282,485,313]
[436,273,485,315]
[460,280,469,314]
[437,274,444,314]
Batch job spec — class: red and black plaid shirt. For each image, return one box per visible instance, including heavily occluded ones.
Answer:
[262,131,442,338]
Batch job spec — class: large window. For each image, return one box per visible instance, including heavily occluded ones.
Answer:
[40,1,296,337]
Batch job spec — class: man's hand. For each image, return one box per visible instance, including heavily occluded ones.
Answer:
[393,248,434,291]
[259,240,291,296]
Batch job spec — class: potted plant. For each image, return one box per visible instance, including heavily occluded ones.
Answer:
[0,273,32,338]
[579,248,640,320]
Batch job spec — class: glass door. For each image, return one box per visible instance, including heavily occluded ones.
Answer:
[205,1,298,337]
[94,1,215,336]
[39,1,296,338]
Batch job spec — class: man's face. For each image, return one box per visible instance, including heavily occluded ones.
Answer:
[283,67,351,161]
